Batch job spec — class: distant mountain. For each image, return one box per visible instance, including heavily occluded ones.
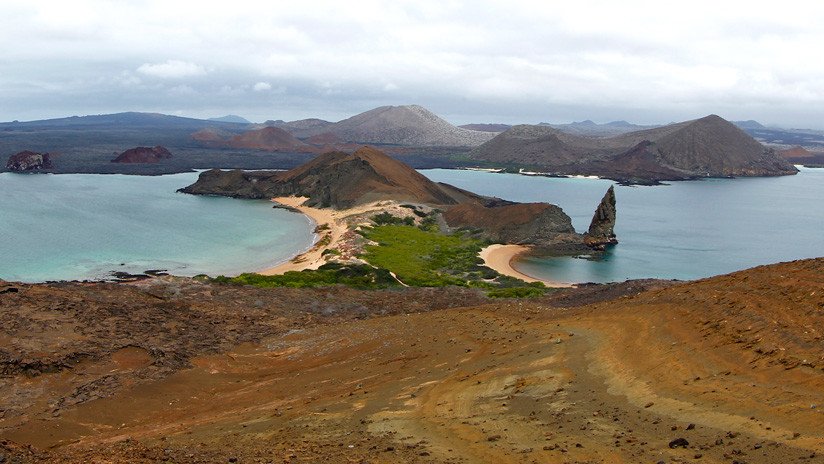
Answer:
[472,115,797,183]
[227,127,318,153]
[297,105,496,147]
[0,112,247,130]
[541,120,659,137]
[208,115,251,124]
[778,146,815,159]
[732,120,766,130]
[458,123,512,133]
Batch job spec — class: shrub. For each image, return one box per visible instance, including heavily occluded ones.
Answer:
[486,287,546,298]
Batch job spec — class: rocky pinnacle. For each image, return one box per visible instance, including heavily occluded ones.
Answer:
[585,185,618,249]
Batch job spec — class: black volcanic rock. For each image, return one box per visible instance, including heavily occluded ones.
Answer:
[5,151,53,172]
[584,186,617,248]
[111,146,172,163]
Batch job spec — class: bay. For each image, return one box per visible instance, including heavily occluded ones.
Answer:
[0,172,314,282]
[421,167,824,283]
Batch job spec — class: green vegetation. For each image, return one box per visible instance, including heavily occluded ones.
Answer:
[361,224,490,287]
[487,286,546,298]
[372,212,415,226]
[211,263,400,289]
[209,212,552,298]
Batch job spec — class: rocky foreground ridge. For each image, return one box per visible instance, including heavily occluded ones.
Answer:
[472,114,798,184]
[181,146,614,251]
[1,258,822,462]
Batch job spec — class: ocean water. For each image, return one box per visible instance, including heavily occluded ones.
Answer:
[0,172,315,282]
[422,167,824,283]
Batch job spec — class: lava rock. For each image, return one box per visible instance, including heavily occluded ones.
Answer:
[669,437,690,448]
[5,151,53,172]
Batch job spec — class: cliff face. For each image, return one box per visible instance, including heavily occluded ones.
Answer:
[111,146,172,163]
[442,202,579,246]
[5,151,54,172]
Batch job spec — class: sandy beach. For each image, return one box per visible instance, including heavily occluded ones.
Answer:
[258,197,340,275]
[479,244,574,288]
[259,197,393,275]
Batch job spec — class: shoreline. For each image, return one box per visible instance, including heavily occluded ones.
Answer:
[479,244,574,288]
[258,197,340,275]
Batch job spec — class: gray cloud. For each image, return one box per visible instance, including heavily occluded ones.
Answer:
[1,1,823,128]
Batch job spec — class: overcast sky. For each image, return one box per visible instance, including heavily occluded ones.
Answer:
[2,0,823,127]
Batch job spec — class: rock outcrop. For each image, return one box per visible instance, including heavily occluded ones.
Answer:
[442,201,580,248]
[584,186,618,249]
[5,151,54,172]
[111,146,172,163]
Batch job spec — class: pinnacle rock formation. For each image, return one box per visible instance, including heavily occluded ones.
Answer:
[584,186,617,249]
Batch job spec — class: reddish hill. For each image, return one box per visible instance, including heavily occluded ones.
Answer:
[228,127,318,153]
[111,146,172,163]
[191,128,233,145]
[304,132,343,145]
[779,146,815,159]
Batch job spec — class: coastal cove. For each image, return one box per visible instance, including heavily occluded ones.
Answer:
[422,167,824,283]
[0,172,315,282]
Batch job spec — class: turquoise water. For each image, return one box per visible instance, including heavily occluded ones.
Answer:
[422,167,824,283]
[0,172,315,282]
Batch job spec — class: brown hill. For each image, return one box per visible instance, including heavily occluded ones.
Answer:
[300,105,497,147]
[653,115,796,176]
[227,127,318,153]
[111,146,172,163]
[471,115,798,183]
[304,132,343,145]
[181,146,463,208]
[779,146,815,158]
[191,127,234,145]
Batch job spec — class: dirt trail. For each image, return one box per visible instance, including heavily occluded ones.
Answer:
[1,259,823,462]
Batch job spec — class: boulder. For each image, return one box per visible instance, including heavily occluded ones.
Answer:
[5,151,53,172]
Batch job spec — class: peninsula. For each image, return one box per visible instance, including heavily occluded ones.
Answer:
[181,146,615,286]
